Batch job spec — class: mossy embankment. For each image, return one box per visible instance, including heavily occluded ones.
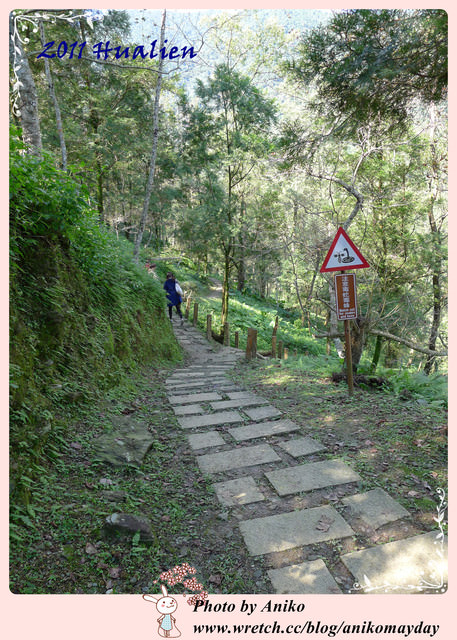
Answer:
[9,134,182,518]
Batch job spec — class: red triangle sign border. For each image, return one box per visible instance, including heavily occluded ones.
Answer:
[320,226,370,272]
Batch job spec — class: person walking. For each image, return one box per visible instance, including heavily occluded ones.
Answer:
[163,272,183,325]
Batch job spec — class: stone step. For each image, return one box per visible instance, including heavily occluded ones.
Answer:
[265,459,361,496]
[341,531,448,593]
[209,398,269,411]
[168,392,223,405]
[228,419,300,442]
[213,476,265,506]
[166,379,228,391]
[226,391,268,402]
[239,505,355,556]
[172,404,205,416]
[177,411,244,430]
[268,559,342,594]
[341,488,409,529]
[197,443,281,474]
[242,406,282,421]
[187,431,226,451]
[278,436,326,458]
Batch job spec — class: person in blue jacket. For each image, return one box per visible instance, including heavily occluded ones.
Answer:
[163,272,183,324]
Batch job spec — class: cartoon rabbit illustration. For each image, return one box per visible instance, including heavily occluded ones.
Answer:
[143,585,181,638]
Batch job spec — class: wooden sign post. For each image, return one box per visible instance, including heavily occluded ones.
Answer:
[320,227,369,397]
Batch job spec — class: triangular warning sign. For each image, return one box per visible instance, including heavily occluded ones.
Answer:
[320,227,370,272]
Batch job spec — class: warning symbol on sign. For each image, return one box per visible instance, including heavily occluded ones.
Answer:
[320,227,370,272]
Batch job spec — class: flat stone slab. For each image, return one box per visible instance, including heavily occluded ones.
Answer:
[177,411,244,429]
[341,531,448,593]
[92,416,153,466]
[213,385,239,392]
[243,406,282,421]
[187,431,226,450]
[213,476,265,506]
[167,381,211,391]
[239,505,355,556]
[167,377,228,387]
[266,459,361,496]
[342,489,409,529]
[197,444,281,474]
[182,365,222,371]
[172,404,205,416]
[226,392,266,402]
[268,559,342,594]
[229,419,300,442]
[279,437,326,458]
[210,398,269,411]
[167,371,207,380]
[168,392,222,405]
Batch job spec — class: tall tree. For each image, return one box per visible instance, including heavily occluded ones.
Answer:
[39,19,67,170]
[189,64,276,333]
[9,11,42,155]
[134,9,167,263]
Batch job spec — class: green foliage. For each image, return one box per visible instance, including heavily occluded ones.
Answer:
[10,134,182,510]
[287,9,447,131]
[10,131,89,262]
[380,369,447,408]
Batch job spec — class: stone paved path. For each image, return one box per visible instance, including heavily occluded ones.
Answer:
[165,318,447,594]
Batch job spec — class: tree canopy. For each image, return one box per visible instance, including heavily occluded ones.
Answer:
[287,9,447,131]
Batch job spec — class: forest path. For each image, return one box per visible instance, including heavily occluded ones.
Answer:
[166,317,447,594]
[205,277,223,299]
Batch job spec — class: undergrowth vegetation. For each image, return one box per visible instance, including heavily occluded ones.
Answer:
[10,131,182,522]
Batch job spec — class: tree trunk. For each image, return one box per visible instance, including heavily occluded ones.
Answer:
[350,316,368,373]
[39,20,67,170]
[96,158,105,224]
[133,9,166,263]
[9,12,42,155]
[424,104,444,375]
[221,250,231,337]
[370,334,383,373]
[237,251,246,292]
[328,279,344,358]
[237,199,247,291]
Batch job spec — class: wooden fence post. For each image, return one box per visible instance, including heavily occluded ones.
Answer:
[278,340,283,359]
[272,315,279,336]
[246,328,257,361]
[271,335,277,358]
[235,331,239,349]
[185,297,191,320]
[223,322,230,346]
[284,347,289,360]
[193,302,198,327]
[206,314,212,341]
